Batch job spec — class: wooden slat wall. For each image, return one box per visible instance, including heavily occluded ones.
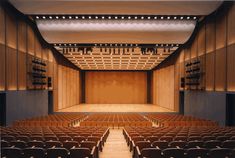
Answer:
[153,65,175,111]
[85,71,147,104]
[58,65,80,110]
[176,2,235,93]
[153,3,235,112]
[0,5,81,111]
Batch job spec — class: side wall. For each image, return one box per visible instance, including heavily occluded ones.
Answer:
[153,2,235,125]
[0,4,81,125]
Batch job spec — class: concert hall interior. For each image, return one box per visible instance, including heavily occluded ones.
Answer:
[1,1,235,158]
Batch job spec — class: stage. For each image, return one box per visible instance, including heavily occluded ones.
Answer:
[58,104,175,113]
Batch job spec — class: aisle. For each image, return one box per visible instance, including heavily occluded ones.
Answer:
[100,129,132,158]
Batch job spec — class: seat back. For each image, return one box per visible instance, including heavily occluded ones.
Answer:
[163,148,185,158]
[186,148,208,158]
[141,148,163,158]
[208,148,232,158]
[23,147,45,158]
[70,148,91,158]
[152,141,168,149]
[46,148,69,158]
[2,147,22,158]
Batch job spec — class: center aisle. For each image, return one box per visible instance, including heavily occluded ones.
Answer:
[100,129,132,158]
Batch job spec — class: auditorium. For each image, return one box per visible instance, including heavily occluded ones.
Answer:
[1,0,235,158]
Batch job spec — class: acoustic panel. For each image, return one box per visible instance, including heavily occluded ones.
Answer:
[215,48,226,91]
[205,52,215,91]
[227,44,235,91]
[85,71,147,104]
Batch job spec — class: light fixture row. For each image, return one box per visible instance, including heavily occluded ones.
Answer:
[35,15,198,20]
[54,43,180,47]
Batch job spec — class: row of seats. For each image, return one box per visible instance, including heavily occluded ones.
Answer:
[1,126,109,158]
[80,113,152,127]
[144,114,218,127]
[123,126,235,158]
[13,114,87,127]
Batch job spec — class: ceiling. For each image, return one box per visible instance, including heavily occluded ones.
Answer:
[9,0,223,70]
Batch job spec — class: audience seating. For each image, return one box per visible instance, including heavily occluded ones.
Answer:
[13,113,87,127]
[1,126,109,158]
[144,114,218,127]
[80,113,152,128]
[123,126,235,158]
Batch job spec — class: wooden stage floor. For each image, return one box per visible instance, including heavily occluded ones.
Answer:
[58,104,174,113]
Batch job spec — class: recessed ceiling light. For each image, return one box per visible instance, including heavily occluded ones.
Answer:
[181,16,184,19]
[69,16,72,19]
[42,16,46,19]
[174,16,177,19]
[95,16,98,19]
[115,16,118,19]
[75,16,78,19]
[135,16,138,19]
[167,16,170,19]
[89,16,91,19]
[36,16,39,19]
[141,16,144,19]
[148,16,151,19]
[154,16,157,19]
[62,16,65,19]
[187,16,190,19]
[161,16,164,19]
[56,16,59,19]
[193,16,197,19]
[108,16,111,19]
[121,16,124,19]
[128,16,131,19]
[102,16,105,19]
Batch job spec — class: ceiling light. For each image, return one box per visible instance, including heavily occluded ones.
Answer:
[36,16,39,19]
[69,16,72,19]
[42,16,46,19]
[167,16,170,19]
[115,16,118,19]
[56,16,59,19]
[141,16,144,19]
[62,16,65,19]
[148,17,151,19]
[154,16,157,19]
[82,16,85,19]
[75,16,78,19]
[128,16,131,19]
[193,16,197,19]
[121,16,124,19]
[187,16,190,19]
[135,16,138,19]
[95,16,98,19]
[102,16,105,19]
[181,16,184,19]
[174,16,177,19]
[108,16,111,19]
[89,16,91,19]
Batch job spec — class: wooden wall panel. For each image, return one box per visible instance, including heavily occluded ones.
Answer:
[184,47,191,61]
[85,71,147,104]
[0,6,5,44]
[227,44,235,91]
[6,14,16,49]
[35,38,41,58]
[58,65,63,109]
[6,47,17,90]
[153,65,175,111]
[206,18,216,53]
[191,35,198,58]
[18,21,26,53]
[216,13,226,49]
[198,25,206,56]
[18,51,26,90]
[215,48,226,91]
[205,52,215,91]
[0,44,5,91]
[27,26,35,56]
[227,4,235,45]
